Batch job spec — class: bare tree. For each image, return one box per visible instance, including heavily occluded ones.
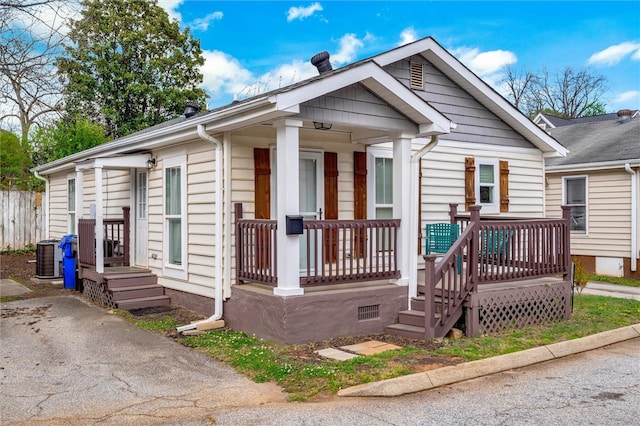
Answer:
[0,0,68,143]
[503,65,609,118]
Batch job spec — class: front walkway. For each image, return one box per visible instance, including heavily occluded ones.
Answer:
[581,281,640,300]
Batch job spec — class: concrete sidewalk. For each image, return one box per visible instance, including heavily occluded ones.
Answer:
[581,280,640,300]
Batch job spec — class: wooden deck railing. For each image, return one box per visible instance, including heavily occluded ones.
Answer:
[235,204,400,286]
[423,204,572,338]
[78,207,130,267]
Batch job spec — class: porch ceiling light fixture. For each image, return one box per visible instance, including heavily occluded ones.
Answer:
[313,121,332,131]
[147,157,156,169]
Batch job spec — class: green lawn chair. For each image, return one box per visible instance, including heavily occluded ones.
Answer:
[425,223,460,255]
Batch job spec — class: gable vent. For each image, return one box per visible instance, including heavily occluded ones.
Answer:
[410,62,424,89]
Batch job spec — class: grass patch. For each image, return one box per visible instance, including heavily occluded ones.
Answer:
[1,295,24,302]
[588,275,640,288]
[129,294,640,401]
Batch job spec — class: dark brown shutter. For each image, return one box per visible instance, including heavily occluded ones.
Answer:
[254,148,271,219]
[324,152,338,263]
[253,148,271,268]
[465,157,476,211]
[353,151,367,258]
[499,160,509,213]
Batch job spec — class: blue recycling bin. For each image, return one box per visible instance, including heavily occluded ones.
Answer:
[59,235,77,290]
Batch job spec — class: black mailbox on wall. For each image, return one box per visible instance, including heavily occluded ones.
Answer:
[286,215,304,235]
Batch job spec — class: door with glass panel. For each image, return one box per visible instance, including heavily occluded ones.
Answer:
[299,152,324,272]
[134,169,148,267]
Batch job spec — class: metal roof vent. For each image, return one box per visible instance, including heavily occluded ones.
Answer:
[617,109,633,123]
[184,101,200,118]
[310,51,333,75]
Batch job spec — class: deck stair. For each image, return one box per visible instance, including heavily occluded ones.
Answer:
[386,294,462,339]
[102,271,170,310]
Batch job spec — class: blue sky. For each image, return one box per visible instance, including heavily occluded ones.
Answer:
[157,0,640,113]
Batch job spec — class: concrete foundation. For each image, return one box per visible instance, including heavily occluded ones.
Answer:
[224,283,408,344]
[164,288,216,317]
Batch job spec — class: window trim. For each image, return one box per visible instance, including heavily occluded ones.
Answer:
[475,157,500,214]
[163,155,188,280]
[562,175,588,234]
[366,147,393,220]
[67,175,76,234]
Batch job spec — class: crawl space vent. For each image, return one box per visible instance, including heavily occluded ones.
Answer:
[358,304,380,321]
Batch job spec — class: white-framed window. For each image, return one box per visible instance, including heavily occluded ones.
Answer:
[475,158,499,214]
[163,155,187,279]
[367,148,394,250]
[137,170,147,220]
[67,176,76,234]
[563,175,587,233]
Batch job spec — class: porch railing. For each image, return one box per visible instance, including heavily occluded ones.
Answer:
[78,207,130,268]
[423,204,571,338]
[235,203,400,286]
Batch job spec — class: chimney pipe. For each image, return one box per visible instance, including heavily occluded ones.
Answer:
[617,109,632,123]
[184,101,200,118]
[310,51,332,74]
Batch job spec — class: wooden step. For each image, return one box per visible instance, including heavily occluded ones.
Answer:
[104,274,157,288]
[110,285,165,301]
[398,309,425,327]
[116,295,171,310]
[410,296,425,311]
[385,323,426,340]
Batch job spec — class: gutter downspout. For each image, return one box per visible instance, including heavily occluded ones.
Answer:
[176,124,224,332]
[408,135,440,300]
[625,163,638,272]
[33,170,49,238]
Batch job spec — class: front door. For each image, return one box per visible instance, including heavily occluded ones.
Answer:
[134,169,148,267]
[299,152,324,271]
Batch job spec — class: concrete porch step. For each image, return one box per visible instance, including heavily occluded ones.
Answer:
[116,295,171,311]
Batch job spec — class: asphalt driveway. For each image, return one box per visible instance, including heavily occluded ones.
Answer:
[0,295,285,425]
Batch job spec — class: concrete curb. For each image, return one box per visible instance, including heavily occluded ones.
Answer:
[337,324,640,397]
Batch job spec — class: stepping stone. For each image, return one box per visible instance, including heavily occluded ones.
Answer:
[314,347,359,361]
[340,340,402,355]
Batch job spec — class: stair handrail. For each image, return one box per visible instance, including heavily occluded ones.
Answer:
[424,206,480,339]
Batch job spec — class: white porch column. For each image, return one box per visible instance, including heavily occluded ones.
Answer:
[94,166,104,273]
[273,118,304,296]
[392,133,414,286]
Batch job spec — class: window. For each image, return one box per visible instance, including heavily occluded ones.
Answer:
[68,177,76,234]
[475,158,499,213]
[163,156,187,279]
[465,157,509,213]
[563,176,587,232]
[137,171,147,220]
[368,149,394,251]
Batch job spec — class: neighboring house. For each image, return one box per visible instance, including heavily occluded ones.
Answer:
[541,109,640,279]
[33,37,570,343]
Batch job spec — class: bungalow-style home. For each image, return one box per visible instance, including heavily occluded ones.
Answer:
[33,37,573,344]
[541,110,640,279]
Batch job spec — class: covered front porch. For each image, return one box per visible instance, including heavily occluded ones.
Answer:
[230,203,573,343]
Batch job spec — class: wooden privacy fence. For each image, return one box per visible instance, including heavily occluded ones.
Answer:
[0,190,44,250]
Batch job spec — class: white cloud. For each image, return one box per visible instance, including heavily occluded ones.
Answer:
[190,11,223,31]
[331,33,365,65]
[158,0,184,23]
[200,50,254,104]
[398,27,417,46]
[287,2,323,22]
[588,42,640,66]
[453,47,517,76]
[614,90,640,104]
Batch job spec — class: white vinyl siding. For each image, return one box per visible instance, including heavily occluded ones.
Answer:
[546,170,632,258]
[420,139,545,224]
